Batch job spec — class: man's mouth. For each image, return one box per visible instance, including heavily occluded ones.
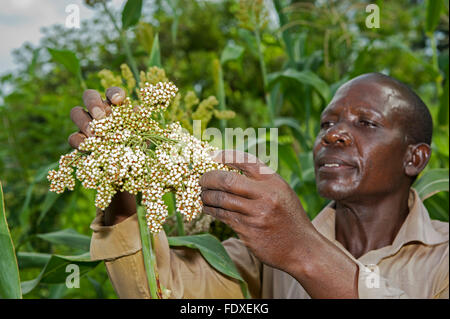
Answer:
[317,157,357,172]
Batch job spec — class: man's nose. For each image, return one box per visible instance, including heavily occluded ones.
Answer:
[321,124,353,147]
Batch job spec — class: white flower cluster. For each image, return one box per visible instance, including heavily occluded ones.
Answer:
[48,81,230,233]
[139,81,178,116]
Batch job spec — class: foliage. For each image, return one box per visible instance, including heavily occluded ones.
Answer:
[0,181,22,298]
[0,0,448,298]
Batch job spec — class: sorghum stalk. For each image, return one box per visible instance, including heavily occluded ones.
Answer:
[137,205,162,299]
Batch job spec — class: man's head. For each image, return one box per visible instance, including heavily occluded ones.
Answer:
[313,72,432,202]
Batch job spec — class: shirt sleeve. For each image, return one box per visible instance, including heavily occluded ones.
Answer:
[89,209,259,299]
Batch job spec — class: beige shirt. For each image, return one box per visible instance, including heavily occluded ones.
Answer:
[90,189,449,299]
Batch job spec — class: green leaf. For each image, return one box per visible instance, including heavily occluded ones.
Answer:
[37,191,60,225]
[273,117,303,135]
[273,116,309,150]
[220,42,245,65]
[168,234,251,298]
[136,22,154,53]
[238,29,259,58]
[0,181,22,298]
[278,144,302,180]
[17,252,51,269]
[149,33,162,68]
[413,168,449,201]
[425,0,443,33]
[47,48,81,77]
[267,69,331,102]
[21,252,99,295]
[87,276,105,299]
[36,228,91,251]
[438,65,449,126]
[424,192,449,222]
[35,161,58,182]
[19,161,59,227]
[48,283,67,299]
[299,151,315,183]
[121,0,143,30]
[273,0,295,65]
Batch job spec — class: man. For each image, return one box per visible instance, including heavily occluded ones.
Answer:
[69,73,448,298]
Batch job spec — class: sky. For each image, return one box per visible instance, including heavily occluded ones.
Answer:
[0,0,123,75]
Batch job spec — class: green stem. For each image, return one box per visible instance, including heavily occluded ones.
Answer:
[78,71,87,91]
[429,32,443,96]
[175,211,185,236]
[121,32,140,84]
[217,62,227,133]
[254,27,273,125]
[101,1,140,84]
[137,206,162,299]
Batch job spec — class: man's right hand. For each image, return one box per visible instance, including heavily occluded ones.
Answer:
[69,87,137,226]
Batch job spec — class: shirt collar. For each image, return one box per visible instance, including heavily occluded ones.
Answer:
[312,189,448,262]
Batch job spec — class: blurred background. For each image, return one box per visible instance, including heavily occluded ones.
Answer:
[0,0,448,298]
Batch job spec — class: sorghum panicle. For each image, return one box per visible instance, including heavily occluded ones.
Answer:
[48,81,231,233]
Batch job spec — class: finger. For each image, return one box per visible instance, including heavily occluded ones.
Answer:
[201,190,253,214]
[83,89,107,120]
[105,87,126,106]
[68,131,87,149]
[212,150,275,179]
[70,106,94,137]
[202,205,242,230]
[200,170,258,199]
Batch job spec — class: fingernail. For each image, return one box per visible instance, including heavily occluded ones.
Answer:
[92,106,106,119]
[85,125,94,137]
[111,93,122,104]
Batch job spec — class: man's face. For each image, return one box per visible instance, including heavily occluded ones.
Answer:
[313,77,410,202]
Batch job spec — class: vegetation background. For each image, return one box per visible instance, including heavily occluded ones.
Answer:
[0,0,448,298]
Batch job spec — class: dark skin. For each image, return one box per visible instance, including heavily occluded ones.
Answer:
[68,74,431,298]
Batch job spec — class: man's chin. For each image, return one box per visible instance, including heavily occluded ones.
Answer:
[317,182,356,201]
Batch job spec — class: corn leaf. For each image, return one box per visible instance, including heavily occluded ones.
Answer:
[438,62,449,125]
[37,191,60,225]
[278,144,302,180]
[36,228,91,251]
[267,69,331,102]
[0,181,22,298]
[424,192,449,222]
[21,252,100,295]
[413,168,449,201]
[168,234,251,298]
[17,252,51,269]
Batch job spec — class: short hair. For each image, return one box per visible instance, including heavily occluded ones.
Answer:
[356,73,433,145]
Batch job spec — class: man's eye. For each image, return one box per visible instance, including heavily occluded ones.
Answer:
[320,121,333,129]
[359,120,377,128]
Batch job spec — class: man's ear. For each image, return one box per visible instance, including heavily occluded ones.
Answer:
[404,143,432,177]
